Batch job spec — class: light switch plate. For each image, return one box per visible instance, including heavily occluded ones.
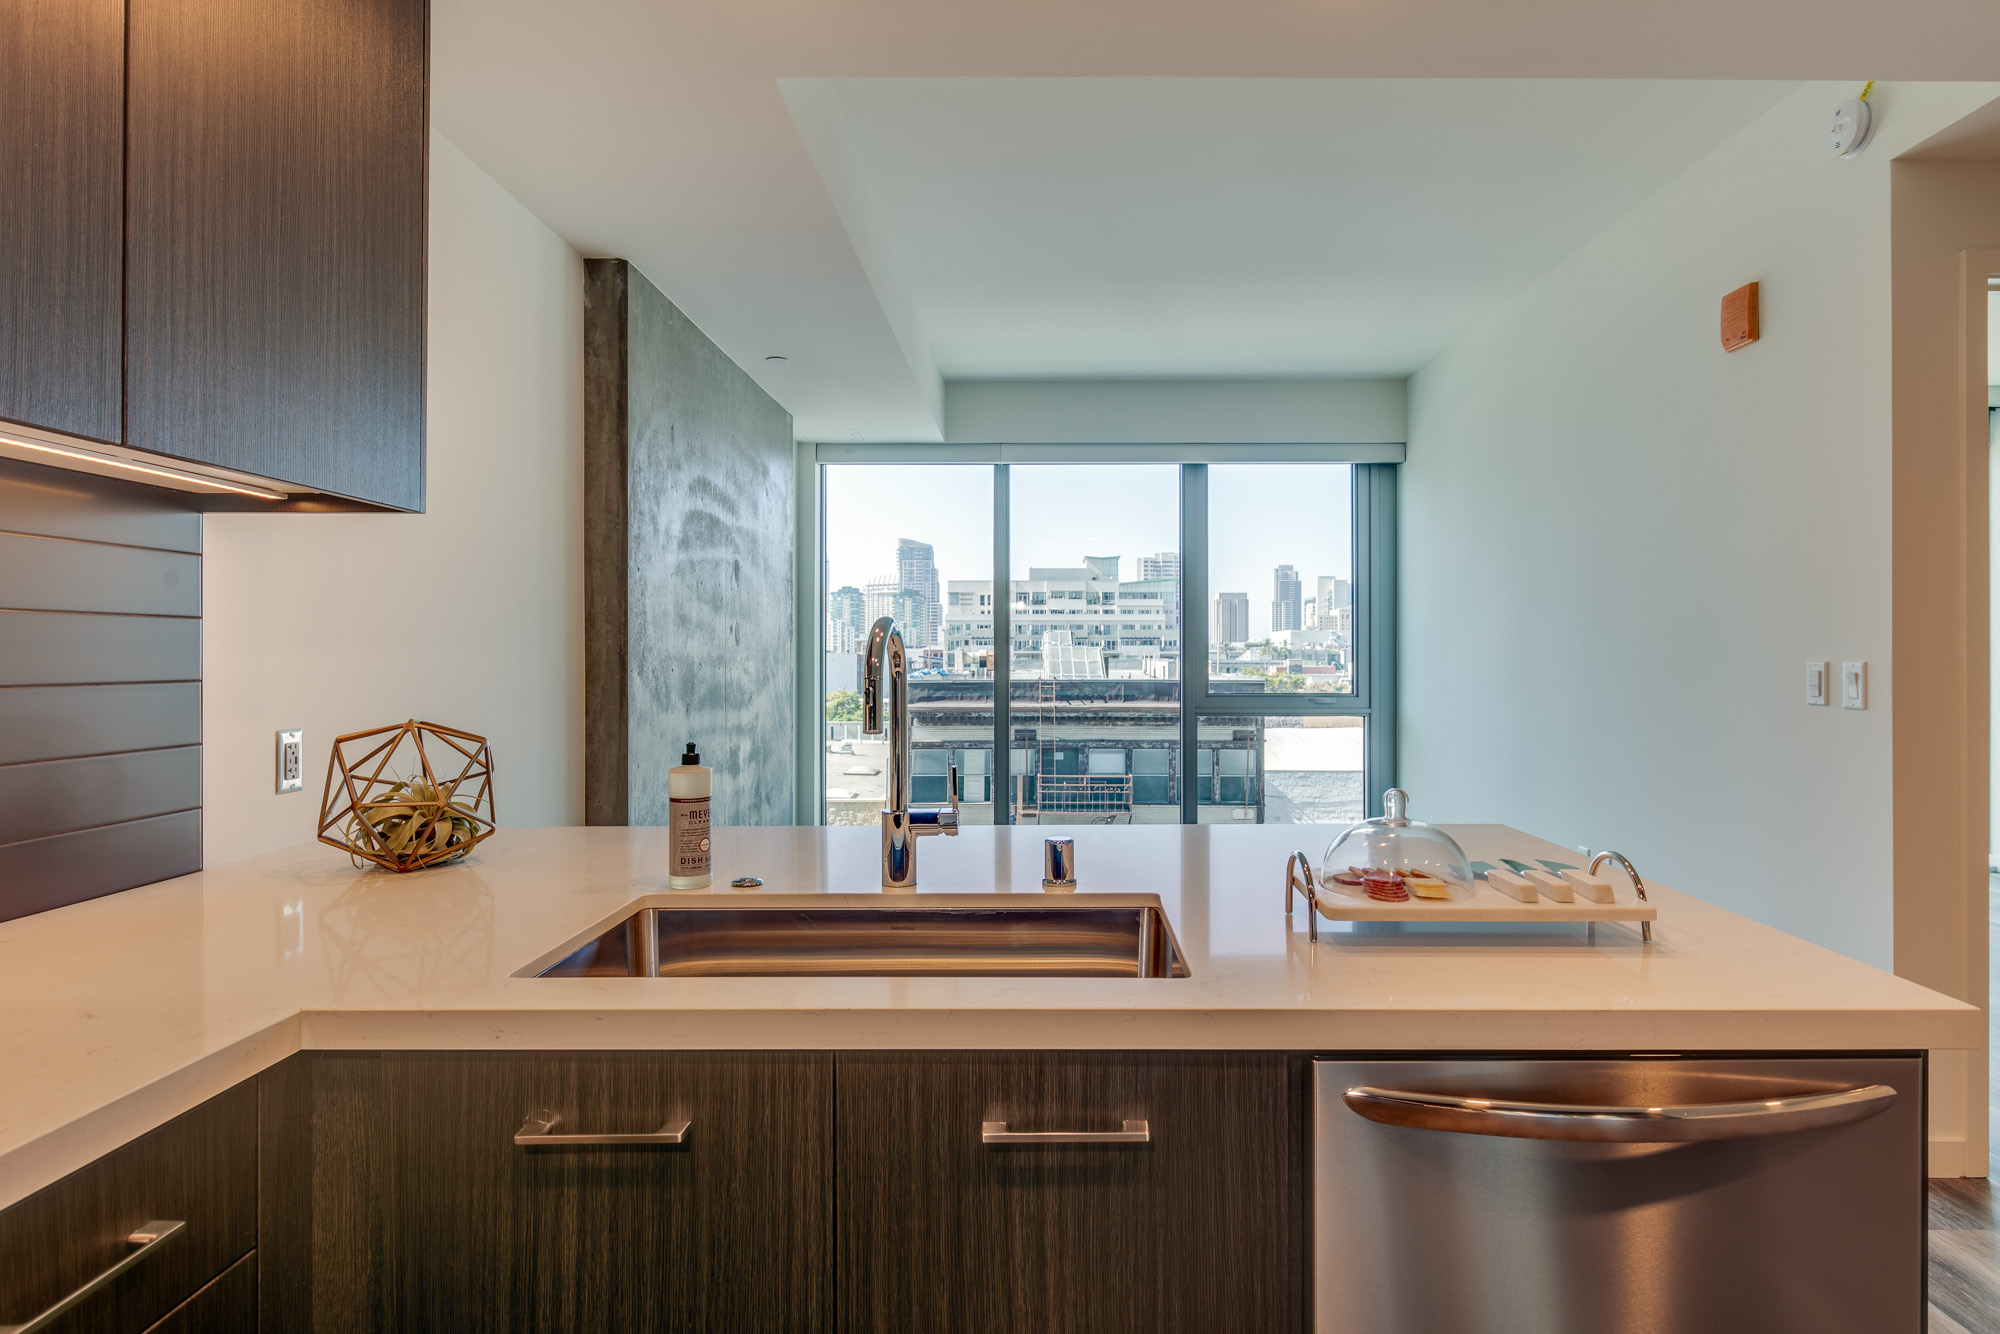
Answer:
[1841,662,1867,711]
[277,730,304,792]
[1806,660,1829,706]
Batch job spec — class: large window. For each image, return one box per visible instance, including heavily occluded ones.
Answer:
[1008,465,1182,824]
[821,466,993,826]
[818,459,1394,826]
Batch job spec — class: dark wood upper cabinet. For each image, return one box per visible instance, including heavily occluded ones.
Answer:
[126,0,429,511]
[0,0,125,443]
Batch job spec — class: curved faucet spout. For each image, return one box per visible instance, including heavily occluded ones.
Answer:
[860,615,956,888]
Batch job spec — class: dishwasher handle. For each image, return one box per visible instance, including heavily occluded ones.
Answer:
[1343,1082,1896,1143]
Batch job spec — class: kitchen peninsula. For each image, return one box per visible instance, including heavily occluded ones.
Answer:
[0,824,1975,1332]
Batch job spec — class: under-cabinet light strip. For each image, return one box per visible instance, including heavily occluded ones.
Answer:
[0,432,290,501]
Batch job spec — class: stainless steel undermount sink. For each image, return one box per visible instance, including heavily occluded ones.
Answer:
[521,894,1190,979]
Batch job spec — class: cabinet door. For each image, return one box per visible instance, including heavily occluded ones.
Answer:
[125,0,427,509]
[145,1253,255,1334]
[838,1052,1298,1334]
[0,1082,256,1334]
[0,0,123,442]
[261,1051,833,1333]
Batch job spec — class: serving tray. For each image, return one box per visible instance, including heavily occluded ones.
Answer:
[1287,854,1657,935]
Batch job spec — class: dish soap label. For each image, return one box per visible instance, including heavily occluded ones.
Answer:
[668,742,712,888]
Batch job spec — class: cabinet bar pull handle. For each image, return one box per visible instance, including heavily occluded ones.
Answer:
[1343,1083,1895,1143]
[982,1119,1150,1145]
[514,1109,690,1147]
[0,1219,184,1334]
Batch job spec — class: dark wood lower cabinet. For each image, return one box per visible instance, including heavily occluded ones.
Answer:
[260,1051,834,1333]
[837,1051,1299,1334]
[146,1253,255,1334]
[0,1049,1298,1332]
[0,1082,255,1334]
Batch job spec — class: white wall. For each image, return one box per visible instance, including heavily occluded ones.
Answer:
[1401,83,1996,971]
[201,133,585,865]
[944,378,1405,444]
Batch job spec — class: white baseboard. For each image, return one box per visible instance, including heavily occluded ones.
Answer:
[1931,1135,1986,1178]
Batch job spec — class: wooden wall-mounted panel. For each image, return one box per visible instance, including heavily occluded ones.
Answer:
[0,0,124,443]
[0,684,201,766]
[0,533,200,617]
[0,746,201,844]
[0,458,202,551]
[126,0,429,510]
[0,612,200,686]
[0,811,202,920]
[0,464,202,918]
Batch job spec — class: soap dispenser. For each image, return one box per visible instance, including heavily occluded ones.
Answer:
[669,742,712,888]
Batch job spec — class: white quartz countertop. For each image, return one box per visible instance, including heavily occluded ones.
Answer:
[0,823,1976,1210]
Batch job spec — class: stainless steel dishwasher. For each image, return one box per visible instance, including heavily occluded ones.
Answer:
[1313,1056,1924,1333]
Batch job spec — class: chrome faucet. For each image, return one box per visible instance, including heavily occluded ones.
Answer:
[861,615,958,887]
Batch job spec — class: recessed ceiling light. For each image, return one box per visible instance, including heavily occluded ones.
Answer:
[765,354,788,362]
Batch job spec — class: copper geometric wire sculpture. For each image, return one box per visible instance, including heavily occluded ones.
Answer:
[316,720,496,872]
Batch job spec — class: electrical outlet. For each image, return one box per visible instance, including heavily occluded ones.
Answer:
[277,730,303,792]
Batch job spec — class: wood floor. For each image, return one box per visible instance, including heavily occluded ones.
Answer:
[1926,877,2000,1332]
[1934,1178,2000,1332]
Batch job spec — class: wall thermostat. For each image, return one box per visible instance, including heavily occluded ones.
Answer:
[1826,97,1874,159]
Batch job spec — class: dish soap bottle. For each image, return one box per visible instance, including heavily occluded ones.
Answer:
[669,742,712,889]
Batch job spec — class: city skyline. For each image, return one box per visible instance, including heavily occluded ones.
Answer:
[824,462,1355,643]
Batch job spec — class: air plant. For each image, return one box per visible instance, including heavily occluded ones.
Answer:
[342,777,483,870]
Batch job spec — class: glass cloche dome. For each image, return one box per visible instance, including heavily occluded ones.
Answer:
[1320,789,1474,903]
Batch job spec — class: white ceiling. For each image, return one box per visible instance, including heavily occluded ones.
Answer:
[430,0,2000,442]
[784,79,1798,382]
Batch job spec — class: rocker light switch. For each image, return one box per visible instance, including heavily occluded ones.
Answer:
[1841,662,1867,711]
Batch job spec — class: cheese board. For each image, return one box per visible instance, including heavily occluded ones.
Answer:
[1285,850,1656,938]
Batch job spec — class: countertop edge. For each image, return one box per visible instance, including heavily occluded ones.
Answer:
[0,998,1975,1214]
[0,1014,302,1214]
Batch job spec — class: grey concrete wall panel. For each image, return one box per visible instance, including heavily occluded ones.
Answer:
[584,260,796,826]
[624,267,795,825]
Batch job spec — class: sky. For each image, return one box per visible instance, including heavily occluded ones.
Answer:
[823,462,1353,639]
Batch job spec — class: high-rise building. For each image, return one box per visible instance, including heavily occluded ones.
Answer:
[1137,551,1179,581]
[1316,575,1350,623]
[940,555,1179,679]
[826,585,865,653]
[1271,564,1302,632]
[865,578,927,644]
[896,538,941,647]
[1213,591,1249,645]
